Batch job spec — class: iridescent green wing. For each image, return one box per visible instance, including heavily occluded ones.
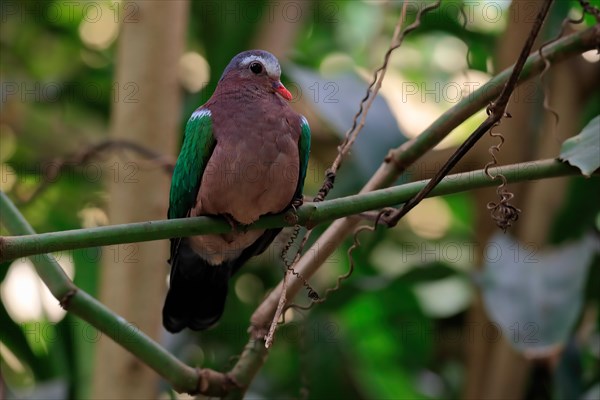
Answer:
[294,115,311,199]
[168,109,216,220]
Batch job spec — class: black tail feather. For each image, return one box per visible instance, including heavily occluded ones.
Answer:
[162,240,231,333]
[163,228,282,333]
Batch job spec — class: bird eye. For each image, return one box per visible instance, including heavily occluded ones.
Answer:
[249,62,263,74]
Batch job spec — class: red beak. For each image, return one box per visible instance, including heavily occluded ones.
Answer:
[272,81,292,101]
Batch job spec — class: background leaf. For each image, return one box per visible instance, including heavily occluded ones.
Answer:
[481,233,599,354]
[559,115,600,177]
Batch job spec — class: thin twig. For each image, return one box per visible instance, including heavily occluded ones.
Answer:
[15,139,175,205]
[313,0,439,202]
[264,270,289,348]
[459,3,474,74]
[289,210,391,314]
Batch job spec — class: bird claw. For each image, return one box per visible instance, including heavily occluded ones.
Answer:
[223,214,239,231]
[284,196,303,225]
[284,209,299,225]
[291,196,303,209]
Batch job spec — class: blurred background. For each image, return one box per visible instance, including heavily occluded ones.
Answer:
[1,0,599,399]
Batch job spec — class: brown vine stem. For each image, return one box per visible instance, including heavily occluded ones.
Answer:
[264,0,431,348]
[381,0,555,227]
[264,269,289,348]
[329,0,412,173]
[313,0,439,202]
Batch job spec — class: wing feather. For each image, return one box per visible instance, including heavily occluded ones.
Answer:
[168,109,216,220]
[295,115,311,199]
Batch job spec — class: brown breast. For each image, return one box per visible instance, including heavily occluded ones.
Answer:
[194,84,301,225]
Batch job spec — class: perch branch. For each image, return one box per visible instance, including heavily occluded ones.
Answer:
[1,159,587,263]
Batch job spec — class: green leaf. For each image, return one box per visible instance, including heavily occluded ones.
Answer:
[338,281,431,398]
[549,176,600,244]
[559,115,600,177]
[481,233,598,355]
[0,303,51,381]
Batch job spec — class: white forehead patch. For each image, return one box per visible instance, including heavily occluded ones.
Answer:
[240,55,281,78]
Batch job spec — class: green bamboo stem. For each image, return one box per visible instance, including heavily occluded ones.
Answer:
[223,339,269,400]
[0,191,75,297]
[380,24,599,188]
[0,160,586,262]
[0,191,209,395]
[68,291,200,393]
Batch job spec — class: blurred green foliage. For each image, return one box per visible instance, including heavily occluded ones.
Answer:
[1,1,598,399]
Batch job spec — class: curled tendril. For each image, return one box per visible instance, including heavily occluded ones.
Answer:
[487,198,521,233]
[536,13,586,139]
[484,120,521,232]
[279,225,318,302]
[313,169,336,203]
[459,3,474,80]
[285,209,393,315]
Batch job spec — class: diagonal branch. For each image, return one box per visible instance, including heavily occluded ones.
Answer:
[0,191,214,396]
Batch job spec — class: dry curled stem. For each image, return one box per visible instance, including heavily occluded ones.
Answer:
[483,118,521,232]
[269,0,428,345]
